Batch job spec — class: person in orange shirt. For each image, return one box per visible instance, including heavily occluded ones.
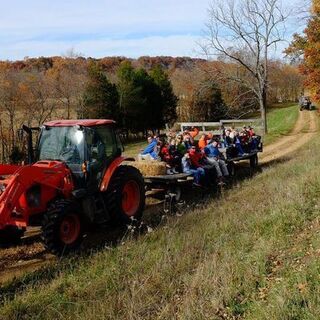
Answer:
[198,133,208,150]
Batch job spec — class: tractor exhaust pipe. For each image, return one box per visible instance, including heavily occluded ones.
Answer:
[19,125,40,165]
[22,125,34,164]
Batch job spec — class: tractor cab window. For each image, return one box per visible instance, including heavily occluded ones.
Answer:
[85,126,118,164]
[38,126,84,165]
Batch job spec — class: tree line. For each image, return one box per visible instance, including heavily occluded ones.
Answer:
[0,55,302,162]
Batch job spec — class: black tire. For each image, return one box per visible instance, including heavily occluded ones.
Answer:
[0,227,25,247]
[106,165,145,225]
[42,199,84,255]
[250,154,258,168]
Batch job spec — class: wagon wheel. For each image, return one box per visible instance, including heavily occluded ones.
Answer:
[250,154,258,169]
[227,161,236,177]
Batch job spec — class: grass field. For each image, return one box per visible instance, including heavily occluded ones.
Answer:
[123,140,146,157]
[263,104,299,145]
[0,108,319,319]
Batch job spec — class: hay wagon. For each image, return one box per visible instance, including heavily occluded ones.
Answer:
[179,119,263,175]
[143,173,194,213]
[225,150,260,176]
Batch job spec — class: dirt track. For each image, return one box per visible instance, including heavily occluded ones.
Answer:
[261,110,318,164]
[0,110,318,286]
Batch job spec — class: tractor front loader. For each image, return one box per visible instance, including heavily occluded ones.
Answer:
[0,120,145,255]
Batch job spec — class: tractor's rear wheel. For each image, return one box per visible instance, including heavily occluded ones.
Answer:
[42,200,84,255]
[106,165,145,225]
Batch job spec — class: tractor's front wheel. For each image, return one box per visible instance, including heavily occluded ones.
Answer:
[106,165,145,225]
[42,200,84,255]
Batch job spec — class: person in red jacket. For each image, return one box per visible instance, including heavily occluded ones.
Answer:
[189,146,216,186]
[188,146,203,168]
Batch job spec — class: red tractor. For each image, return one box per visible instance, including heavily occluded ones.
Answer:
[0,120,145,255]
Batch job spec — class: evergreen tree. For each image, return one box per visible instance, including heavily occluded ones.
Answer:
[117,61,145,131]
[150,65,178,126]
[82,62,119,121]
[192,81,228,121]
[134,68,163,132]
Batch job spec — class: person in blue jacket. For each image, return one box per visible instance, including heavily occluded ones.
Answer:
[204,140,229,183]
[138,136,159,160]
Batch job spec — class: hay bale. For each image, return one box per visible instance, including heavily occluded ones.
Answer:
[128,160,167,176]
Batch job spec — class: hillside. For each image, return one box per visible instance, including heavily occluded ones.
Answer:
[0,110,319,319]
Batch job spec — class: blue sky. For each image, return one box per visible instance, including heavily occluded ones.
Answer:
[0,0,306,60]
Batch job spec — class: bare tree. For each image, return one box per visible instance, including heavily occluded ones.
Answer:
[203,0,288,133]
[23,72,56,126]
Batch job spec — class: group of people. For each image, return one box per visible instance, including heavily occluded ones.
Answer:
[138,125,261,186]
[218,125,261,158]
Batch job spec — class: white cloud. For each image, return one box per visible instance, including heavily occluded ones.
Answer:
[0,0,308,60]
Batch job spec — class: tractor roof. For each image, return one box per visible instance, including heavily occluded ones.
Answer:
[44,119,115,127]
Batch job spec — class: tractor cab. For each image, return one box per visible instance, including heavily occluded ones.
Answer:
[37,120,123,189]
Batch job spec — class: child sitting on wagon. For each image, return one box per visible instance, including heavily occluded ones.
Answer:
[181,151,205,186]
[138,136,159,160]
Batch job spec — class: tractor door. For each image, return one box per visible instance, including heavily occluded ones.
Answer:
[85,125,121,192]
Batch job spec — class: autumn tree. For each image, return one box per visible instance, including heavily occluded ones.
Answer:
[203,0,288,133]
[22,72,56,126]
[268,61,303,103]
[286,0,320,101]
[48,57,87,119]
[0,68,23,159]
